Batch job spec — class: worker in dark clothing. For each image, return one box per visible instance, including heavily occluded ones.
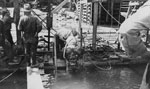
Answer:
[0,9,15,64]
[18,3,42,66]
[0,19,4,45]
[1,8,14,46]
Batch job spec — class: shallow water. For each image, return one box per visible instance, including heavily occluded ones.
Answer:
[51,65,146,89]
[0,64,147,89]
[0,70,27,89]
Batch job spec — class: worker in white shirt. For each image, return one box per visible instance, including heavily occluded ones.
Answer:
[118,0,150,58]
[55,27,72,58]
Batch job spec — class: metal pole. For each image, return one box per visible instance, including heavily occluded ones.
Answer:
[92,0,99,50]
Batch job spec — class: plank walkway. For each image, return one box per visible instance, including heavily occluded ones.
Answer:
[27,67,44,89]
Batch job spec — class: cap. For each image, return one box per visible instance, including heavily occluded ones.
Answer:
[23,4,31,12]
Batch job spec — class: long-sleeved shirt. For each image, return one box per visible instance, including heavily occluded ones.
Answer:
[18,15,42,41]
[56,27,72,41]
[118,0,150,46]
[66,35,78,48]
[118,0,150,35]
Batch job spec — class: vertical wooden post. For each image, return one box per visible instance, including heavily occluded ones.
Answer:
[98,2,101,25]
[13,0,20,44]
[47,0,52,51]
[1,0,6,7]
[106,0,110,23]
[69,0,72,10]
[79,3,83,48]
[111,0,114,26]
[92,0,99,50]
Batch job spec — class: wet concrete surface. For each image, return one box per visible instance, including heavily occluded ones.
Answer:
[0,69,27,89]
[51,65,147,89]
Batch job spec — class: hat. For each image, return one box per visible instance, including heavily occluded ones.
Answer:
[23,4,31,12]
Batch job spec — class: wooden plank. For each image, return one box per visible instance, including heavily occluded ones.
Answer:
[51,0,69,14]
[139,63,150,89]
[83,58,148,66]
[13,0,21,44]
[27,67,44,89]
[79,4,83,47]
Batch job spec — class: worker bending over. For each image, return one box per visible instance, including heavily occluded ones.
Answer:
[118,1,150,88]
[118,0,150,58]
[55,27,72,57]
[63,28,81,60]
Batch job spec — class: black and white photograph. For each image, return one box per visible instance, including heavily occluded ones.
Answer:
[0,0,150,89]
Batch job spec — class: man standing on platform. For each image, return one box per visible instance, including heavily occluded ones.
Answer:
[1,8,15,63]
[18,3,42,66]
[1,8,14,46]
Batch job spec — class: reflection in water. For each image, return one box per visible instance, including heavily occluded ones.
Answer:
[51,65,146,89]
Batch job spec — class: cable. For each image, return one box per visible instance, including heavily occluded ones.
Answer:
[99,2,121,25]
[97,2,120,50]
[83,52,112,71]
[0,68,18,83]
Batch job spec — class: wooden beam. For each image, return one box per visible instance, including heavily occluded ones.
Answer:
[139,63,150,89]
[47,0,52,51]
[88,0,107,2]
[51,0,70,14]
[79,4,83,48]
[27,67,44,89]
[92,1,99,50]
[111,0,114,26]
[13,0,20,44]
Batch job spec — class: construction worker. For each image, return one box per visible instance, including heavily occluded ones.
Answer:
[118,1,150,88]
[55,27,72,56]
[118,0,150,59]
[63,28,82,61]
[65,29,79,50]
[1,8,14,46]
[0,8,15,64]
[0,19,4,46]
[18,3,42,66]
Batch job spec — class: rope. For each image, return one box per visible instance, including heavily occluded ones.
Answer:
[0,68,18,83]
[99,2,121,25]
